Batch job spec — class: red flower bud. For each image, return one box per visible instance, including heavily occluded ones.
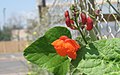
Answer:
[65,17,71,27]
[70,19,74,25]
[81,25,85,29]
[69,20,76,30]
[65,10,70,18]
[65,17,76,30]
[69,26,76,30]
[86,17,93,31]
[80,12,87,25]
[95,9,101,16]
[65,10,76,30]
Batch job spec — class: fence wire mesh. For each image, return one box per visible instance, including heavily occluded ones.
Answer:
[33,0,120,40]
[29,0,120,74]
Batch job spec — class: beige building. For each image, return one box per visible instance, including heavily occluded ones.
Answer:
[11,29,28,41]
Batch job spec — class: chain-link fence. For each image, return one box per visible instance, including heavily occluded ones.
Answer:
[33,0,120,41]
[29,0,120,74]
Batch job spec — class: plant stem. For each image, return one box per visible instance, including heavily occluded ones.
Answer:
[75,18,88,44]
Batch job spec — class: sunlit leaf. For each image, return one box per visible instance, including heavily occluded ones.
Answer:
[24,26,71,75]
[72,38,120,75]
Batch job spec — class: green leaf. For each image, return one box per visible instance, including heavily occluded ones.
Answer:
[72,38,120,75]
[45,26,71,43]
[24,26,71,75]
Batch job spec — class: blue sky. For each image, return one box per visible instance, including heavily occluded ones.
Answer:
[0,0,55,17]
[0,0,55,27]
[0,0,54,27]
[0,0,36,27]
[0,0,36,13]
[0,0,36,17]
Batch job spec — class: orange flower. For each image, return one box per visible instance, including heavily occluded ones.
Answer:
[51,36,80,59]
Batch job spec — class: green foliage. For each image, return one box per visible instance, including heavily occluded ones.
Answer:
[72,38,120,75]
[24,26,71,75]
[0,26,12,41]
[24,26,120,75]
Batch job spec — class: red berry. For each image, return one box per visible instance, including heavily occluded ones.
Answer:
[65,10,70,18]
[86,17,93,31]
[80,12,87,25]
